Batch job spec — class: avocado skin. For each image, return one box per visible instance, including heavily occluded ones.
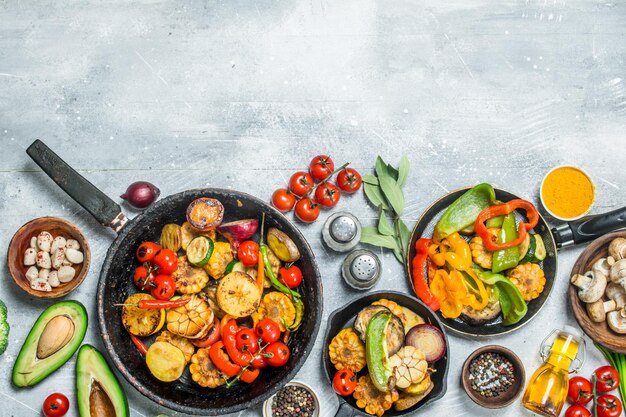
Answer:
[76,344,129,417]
[12,300,87,387]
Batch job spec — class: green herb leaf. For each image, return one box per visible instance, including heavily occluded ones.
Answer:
[379,176,405,215]
[397,155,410,188]
[396,218,411,255]
[375,156,388,179]
[378,209,394,236]
[393,248,404,263]
[386,164,399,181]
[362,175,379,185]
[364,183,389,210]
[360,227,399,251]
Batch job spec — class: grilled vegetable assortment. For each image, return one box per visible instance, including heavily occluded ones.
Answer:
[120,198,305,388]
[328,298,445,416]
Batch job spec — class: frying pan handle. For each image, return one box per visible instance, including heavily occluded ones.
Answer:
[552,206,626,248]
[26,139,128,233]
[334,401,356,417]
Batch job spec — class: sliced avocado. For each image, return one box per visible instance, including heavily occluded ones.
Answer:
[77,344,129,417]
[12,300,87,387]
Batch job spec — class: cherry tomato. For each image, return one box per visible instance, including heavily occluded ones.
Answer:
[289,171,314,197]
[43,393,69,417]
[272,188,296,212]
[235,328,259,354]
[595,366,620,393]
[309,155,335,181]
[332,369,357,396]
[564,404,591,417]
[136,241,161,263]
[153,249,178,274]
[567,376,593,405]
[150,274,175,300]
[133,265,155,291]
[265,342,290,366]
[597,394,622,417]
[192,317,221,348]
[256,318,281,344]
[315,183,341,208]
[238,240,259,267]
[336,168,362,193]
[294,198,320,223]
[279,265,303,289]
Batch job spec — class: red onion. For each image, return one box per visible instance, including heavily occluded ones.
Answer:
[120,181,160,209]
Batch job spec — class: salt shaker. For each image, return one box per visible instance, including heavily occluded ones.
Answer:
[322,212,362,252]
[342,249,381,290]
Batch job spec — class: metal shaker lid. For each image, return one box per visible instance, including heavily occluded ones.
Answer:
[322,212,361,252]
[342,249,381,290]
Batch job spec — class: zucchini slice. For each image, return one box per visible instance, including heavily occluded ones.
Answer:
[519,233,533,262]
[521,234,537,263]
[533,234,547,262]
[224,260,238,275]
[186,237,214,267]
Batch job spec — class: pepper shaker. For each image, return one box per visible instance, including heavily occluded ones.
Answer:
[322,212,362,252]
[342,249,381,290]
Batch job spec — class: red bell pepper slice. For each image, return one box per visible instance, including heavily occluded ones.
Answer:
[209,341,261,383]
[411,238,440,311]
[474,200,539,251]
[222,320,266,368]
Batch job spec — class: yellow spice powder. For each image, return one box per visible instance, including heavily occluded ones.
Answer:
[541,167,594,218]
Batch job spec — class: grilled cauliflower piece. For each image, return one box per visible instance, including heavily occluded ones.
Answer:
[507,262,546,301]
[328,328,366,372]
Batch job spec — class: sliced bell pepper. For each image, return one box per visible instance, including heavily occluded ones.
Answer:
[411,238,440,311]
[429,269,467,318]
[209,341,241,377]
[475,199,539,251]
[433,183,496,242]
[461,269,489,310]
[491,212,520,273]
[473,268,528,325]
[428,232,472,271]
[222,320,267,368]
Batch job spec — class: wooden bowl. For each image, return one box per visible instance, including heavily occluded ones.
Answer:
[569,230,626,353]
[461,345,525,409]
[7,217,90,298]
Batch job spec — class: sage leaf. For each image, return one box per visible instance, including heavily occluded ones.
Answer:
[397,155,410,188]
[375,156,388,179]
[393,248,404,263]
[360,227,399,251]
[364,183,389,210]
[362,175,379,185]
[387,164,399,181]
[378,209,394,236]
[396,218,411,255]
[379,175,405,215]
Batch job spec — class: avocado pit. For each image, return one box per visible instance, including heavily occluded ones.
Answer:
[90,380,116,417]
[37,315,75,359]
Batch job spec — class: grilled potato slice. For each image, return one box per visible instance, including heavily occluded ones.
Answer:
[146,341,186,382]
[216,272,262,318]
[122,293,165,337]
[160,223,182,252]
[172,256,209,294]
[155,330,195,364]
[180,222,196,251]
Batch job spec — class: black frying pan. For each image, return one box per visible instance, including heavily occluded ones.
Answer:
[322,291,449,417]
[407,187,626,337]
[26,140,323,415]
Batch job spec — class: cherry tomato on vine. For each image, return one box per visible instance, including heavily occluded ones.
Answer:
[279,265,303,289]
[567,376,593,405]
[192,317,221,348]
[309,155,335,182]
[289,171,314,197]
[337,168,362,193]
[272,188,296,212]
[332,369,357,396]
[133,265,155,291]
[235,328,259,354]
[136,241,161,263]
[153,249,178,274]
[315,183,341,208]
[564,405,591,417]
[238,240,259,267]
[595,366,620,393]
[256,319,281,344]
[150,274,175,300]
[597,394,622,417]
[265,342,290,366]
[43,393,69,417]
[294,198,320,223]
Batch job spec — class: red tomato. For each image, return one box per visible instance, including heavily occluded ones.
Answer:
[136,241,161,263]
[336,168,362,193]
[133,265,155,291]
[153,249,178,274]
[43,393,69,417]
[238,240,259,267]
[568,376,593,405]
[289,172,314,197]
[597,394,622,417]
[255,319,281,344]
[272,188,296,212]
[265,342,290,366]
[294,198,320,223]
[192,317,221,348]
[309,155,335,181]
[279,265,303,289]
[235,328,259,354]
[150,274,175,300]
[332,369,357,396]
[314,183,341,208]
[595,366,620,393]
[564,404,591,417]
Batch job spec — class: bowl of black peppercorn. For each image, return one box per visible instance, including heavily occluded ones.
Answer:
[263,380,320,417]
[461,345,525,409]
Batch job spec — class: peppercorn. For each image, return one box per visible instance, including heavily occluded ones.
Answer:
[468,352,515,398]
[271,385,316,417]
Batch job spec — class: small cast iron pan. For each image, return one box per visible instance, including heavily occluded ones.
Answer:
[322,291,449,417]
[407,187,625,338]
[26,140,323,415]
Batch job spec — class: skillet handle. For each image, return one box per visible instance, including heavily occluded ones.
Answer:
[26,139,128,233]
[334,401,356,417]
[552,206,626,248]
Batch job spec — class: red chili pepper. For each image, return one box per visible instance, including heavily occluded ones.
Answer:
[474,199,539,251]
[282,330,291,344]
[411,238,440,311]
[138,298,190,309]
[130,334,148,355]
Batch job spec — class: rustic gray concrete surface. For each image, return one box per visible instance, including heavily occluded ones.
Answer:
[1,0,625,416]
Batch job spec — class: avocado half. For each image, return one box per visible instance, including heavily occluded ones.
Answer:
[77,344,129,417]
[12,300,87,387]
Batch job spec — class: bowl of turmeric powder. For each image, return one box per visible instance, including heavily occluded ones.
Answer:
[540,165,595,221]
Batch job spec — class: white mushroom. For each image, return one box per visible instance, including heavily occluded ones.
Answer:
[607,307,626,334]
[610,259,626,288]
[571,269,608,303]
[48,271,60,287]
[52,248,66,270]
[587,283,626,322]
[65,239,80,250]
[35,251,52,269]
[50,236,67,254]
[30,236,37,249]
[23,248,37,266]
[25,266,39,282]
[609,238,626,261]
[593,257,612,278]
[30,279,52,292]
[65,248,83,264]
[37,232,53,253]
[57,266,76,283]
[38,268,50,281]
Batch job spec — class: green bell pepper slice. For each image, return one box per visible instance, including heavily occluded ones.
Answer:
[365,311,393,392]
[491,213,520,273]
[473,268,527,325]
